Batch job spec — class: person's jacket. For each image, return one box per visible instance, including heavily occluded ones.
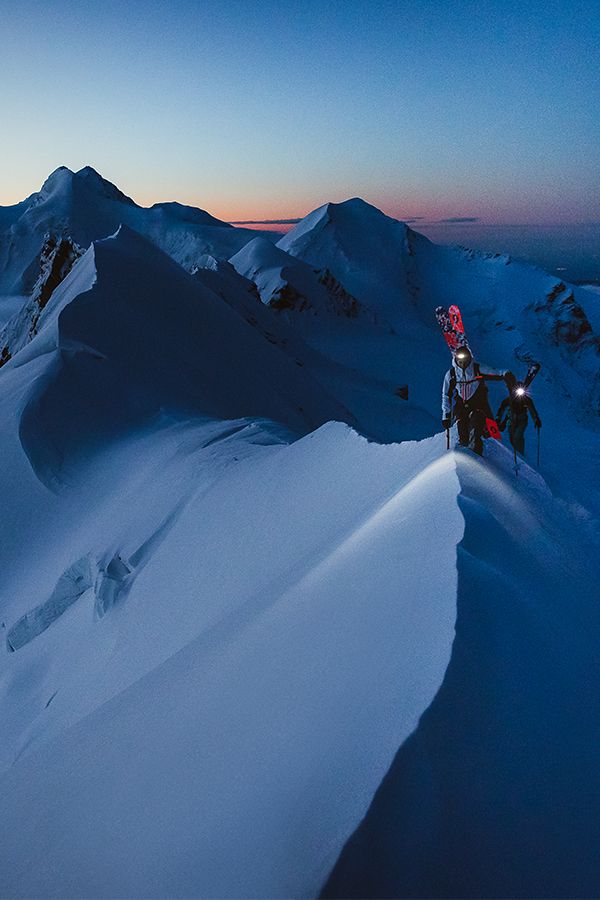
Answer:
[442,361,508,417]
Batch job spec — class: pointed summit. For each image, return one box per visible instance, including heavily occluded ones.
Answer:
[38,166,76,199]
[74,166,137,206]
[37,166,136,207]
[0,167,263,295]
[279,197,400,251]
[276,198,414,322]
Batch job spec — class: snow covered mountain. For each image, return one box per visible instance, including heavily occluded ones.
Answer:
[278,197,599,402]
[0,167,599,898]
[0,166,271,297]
[229,235,363,318]
[0,234,84,364]
[14,225,348,486]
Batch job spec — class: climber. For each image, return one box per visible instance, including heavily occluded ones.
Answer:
[442,345,513,455]
[496,382,541,456]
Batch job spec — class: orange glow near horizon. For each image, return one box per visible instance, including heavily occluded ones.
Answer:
[229,221,294,233]
[2,174,593,229]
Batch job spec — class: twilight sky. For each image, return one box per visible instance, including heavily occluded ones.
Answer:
[1,0,599,223]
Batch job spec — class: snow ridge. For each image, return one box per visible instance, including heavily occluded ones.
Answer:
[323,441,600,898]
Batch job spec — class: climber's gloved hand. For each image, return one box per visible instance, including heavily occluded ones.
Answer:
[535,418,542,429]
[442,417,451,430]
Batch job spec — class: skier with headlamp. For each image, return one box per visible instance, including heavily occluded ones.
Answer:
[496,382,541,456]
[442,345,513,455]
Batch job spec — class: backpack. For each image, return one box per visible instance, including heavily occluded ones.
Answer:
[447,362,484,402]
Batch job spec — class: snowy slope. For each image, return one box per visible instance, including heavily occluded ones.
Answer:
[2,417,599,897]
[279,199,599,410]
[230,235,362,318]
[0,167,272,295]
[0,174,599,899]
[3,172,596,480]
[0,234,84,365]
[0,412,463,897]
[582,283,600,296]
[8,224,349,489]
[408,238,599,415]
[0,294,26,327]
[277,198,415,325]
[324,440,600,899]
[277,199,600,513]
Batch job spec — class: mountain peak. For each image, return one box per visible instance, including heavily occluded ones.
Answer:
[37,166,137,207]
[275,198,413,322]
[278,197,403,255]
[39,166,76,197]
[148,200,230,228]
[76,165,102,178]
[74,166,137,206]
[328,197,387,214]
[322,197,401,227]
[47,165,73,177]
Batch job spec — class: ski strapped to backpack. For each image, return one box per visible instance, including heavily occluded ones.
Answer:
[522,361,541,389]
[435,304,469,352]
[437,304,503,440]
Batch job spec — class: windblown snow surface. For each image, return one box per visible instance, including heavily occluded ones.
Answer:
[0,173,599,898]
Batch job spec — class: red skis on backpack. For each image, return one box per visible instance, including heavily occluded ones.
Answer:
[436,304,503,443]
[435,305,469,353]
[448,304,465,337]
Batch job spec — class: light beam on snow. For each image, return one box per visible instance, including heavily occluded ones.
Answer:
[298,453,457,591]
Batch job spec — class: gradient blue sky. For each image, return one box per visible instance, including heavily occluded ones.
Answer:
[1,0,599,223]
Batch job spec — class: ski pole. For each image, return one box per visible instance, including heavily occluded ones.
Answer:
[537,426,540,467]
[446,428,450,450]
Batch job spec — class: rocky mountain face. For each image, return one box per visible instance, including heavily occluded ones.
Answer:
[0,234,84,366]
